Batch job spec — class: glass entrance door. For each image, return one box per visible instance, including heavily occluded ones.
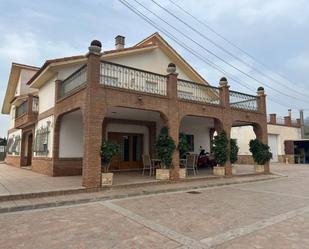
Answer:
[108,132,143,170]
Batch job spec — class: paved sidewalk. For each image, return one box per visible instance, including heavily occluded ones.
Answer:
[0,163,83,197]
[1,164,309,249]
[0,173,280,213]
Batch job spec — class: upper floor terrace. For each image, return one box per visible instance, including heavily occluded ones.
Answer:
[14,95,39,129]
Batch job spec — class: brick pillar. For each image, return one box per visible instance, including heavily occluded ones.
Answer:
[256,87,269,173]
[257,87,267,114]
[269,114,276,124]
[166,63,180,180]
[55,80,62,101]
[296,118,301,127]
[284,116,291,126]
[82,40,105,188]
[28,94,33,114]
[253,123,270,174]
[218,77,232,177]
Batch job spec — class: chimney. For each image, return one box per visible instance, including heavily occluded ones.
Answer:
[288,109,292,118]
[115,35,125,50]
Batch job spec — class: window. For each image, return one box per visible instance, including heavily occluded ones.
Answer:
[11,135,21,155]
[6,138,14,154]
[33,127,50,156]
[186,135,194,152]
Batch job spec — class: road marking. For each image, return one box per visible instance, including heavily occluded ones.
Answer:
[101,201,210,249]
[200,204,309,248]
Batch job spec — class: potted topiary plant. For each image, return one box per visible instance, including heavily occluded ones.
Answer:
[249,139,272,173]
[212,131,228,176]
[230,139,239,174]
[155,127,176,180]
[178,133,189,178]
[100,140,120,185]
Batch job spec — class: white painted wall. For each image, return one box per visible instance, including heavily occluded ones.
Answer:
[9,105,15,129]
[34,115,54,157]
[180,117,213,154]
[268,124,301,155]
[58,64,83,80]
[59,110,83,158]
[231,126,255,156]
[14,69,37,97]
[231,124,301,156]
[106,47,191,81]
[106,123,149,155]
[38,77,56,114]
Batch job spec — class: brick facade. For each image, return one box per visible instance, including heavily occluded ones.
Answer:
[5,41,269,188]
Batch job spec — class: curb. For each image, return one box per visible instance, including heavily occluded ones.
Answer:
[0,175,282,214]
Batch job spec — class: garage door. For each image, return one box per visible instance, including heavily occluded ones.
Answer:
[268,134,279,162]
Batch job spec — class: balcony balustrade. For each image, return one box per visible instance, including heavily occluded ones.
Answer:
[14,95,39,129]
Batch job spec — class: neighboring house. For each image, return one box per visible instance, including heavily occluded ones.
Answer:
[1,33,268,188]
[231,111,302,164]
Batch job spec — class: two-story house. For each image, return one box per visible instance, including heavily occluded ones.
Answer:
[2,33,268,188]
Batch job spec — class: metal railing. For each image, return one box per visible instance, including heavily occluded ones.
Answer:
[177,79,220,105]
[229,90,258,111]
[60,65,87,98]
[291,118,299,126]
[276,116,285,125]
[15,100,28,118]
[32,96,39,112]
[100,61,167,95]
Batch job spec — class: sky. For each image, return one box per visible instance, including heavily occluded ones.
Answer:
[0,0,309,137]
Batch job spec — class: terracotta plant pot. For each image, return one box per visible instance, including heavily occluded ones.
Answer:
[232,165,237,175]
[179,168,186,179]
[213,166,225,176]
[254,165,265,173]
[156,168,170,180]
[102,172,113,186]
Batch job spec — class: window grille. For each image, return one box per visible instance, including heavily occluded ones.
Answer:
[33,127,50,156]
[6,138,14,154]
[11,135,21,155]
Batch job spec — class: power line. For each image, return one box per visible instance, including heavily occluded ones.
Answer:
[130,0,309,104]
[118,0,299,109]
[167,0,309,97]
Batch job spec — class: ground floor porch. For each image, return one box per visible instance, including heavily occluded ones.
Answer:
[0,162,267,199]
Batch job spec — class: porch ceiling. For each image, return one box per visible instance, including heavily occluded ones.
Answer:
[106,107,162,122]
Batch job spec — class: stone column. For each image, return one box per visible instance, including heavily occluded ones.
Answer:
[218,77,233,177]
[82,40,105,188]
[166,63,180,180]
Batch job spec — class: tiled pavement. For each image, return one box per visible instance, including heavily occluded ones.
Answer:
[0,164,309,248]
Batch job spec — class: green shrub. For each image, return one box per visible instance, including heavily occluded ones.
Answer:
[100,140,120,172]
[178,133,189,159]
[230,139,239,164]
[249,139,272,165]
[212,131,229,166]
[155,127,176,168]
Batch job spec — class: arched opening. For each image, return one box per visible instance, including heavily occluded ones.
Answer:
[21,129,34,167]
[231,121,268,174]
[55,109,84,176]
[102,106,167,184]
[179,115,223,177]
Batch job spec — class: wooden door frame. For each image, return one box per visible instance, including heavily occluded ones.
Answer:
[108,132,144,170]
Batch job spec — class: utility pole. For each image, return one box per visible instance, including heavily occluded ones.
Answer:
[300,109,305,139]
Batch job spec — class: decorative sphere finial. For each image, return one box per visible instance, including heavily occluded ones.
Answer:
[167,63,176,74]
[88,40,102,54]
[219,77,228,87]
